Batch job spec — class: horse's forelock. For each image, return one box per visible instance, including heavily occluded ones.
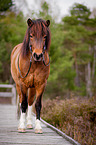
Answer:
[31,20,47,37]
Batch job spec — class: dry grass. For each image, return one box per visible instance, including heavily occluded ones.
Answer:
[41,97,96,145]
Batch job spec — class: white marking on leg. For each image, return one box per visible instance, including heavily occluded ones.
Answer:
[18,112,26,129]
[19,103,21,107]
[35,119,42,133]
[27,105,33,128]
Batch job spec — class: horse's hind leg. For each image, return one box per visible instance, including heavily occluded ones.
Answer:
[16,84,22,119]
[18,85,28,133]
[27,88,36,129]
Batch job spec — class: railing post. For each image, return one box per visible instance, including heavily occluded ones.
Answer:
[12,85,16,105]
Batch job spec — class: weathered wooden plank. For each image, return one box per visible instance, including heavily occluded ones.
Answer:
[0,84,13,88]
[0,92,13,97]
[0,105,73,145]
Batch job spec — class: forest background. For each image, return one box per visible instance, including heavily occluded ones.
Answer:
[0,0,96,144]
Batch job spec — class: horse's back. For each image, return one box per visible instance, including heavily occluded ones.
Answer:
[11,43,22,83]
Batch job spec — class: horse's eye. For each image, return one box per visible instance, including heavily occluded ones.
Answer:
[44,36,47,39]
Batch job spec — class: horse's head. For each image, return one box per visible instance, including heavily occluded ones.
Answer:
[22,18,50,62]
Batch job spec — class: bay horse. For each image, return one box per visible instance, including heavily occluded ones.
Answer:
[11,18,51,133]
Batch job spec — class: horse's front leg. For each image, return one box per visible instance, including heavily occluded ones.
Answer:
[27,88,36,129]
[18,85,28,133]
[35,84,45,134]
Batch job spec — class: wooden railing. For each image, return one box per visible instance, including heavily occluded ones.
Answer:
[0,84,16,105]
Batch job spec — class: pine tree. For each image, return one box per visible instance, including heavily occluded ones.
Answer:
[0,0,13,12]
[62,3,96,97]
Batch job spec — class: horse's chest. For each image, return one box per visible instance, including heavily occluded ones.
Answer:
[34,70,46,84]
[23,67,49,88]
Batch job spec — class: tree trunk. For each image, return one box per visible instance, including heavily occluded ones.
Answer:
[73,52,80,87]
[92,46,96,80]
[86,46,92,97]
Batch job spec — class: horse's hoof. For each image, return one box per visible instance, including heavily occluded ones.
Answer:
[27,124,33,129]
[35,129,43,134]
[18,128,26,133]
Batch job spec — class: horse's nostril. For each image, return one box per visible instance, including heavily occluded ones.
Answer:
[34,53,36,58]
[40,53,43,57]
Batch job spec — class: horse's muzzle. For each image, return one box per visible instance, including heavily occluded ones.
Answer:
[33,52,43,61]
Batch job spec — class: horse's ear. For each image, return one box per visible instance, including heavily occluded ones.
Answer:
[27,18,34,27]
[46,20,50,27]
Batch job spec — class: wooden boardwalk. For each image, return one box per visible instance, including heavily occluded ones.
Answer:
[0,105,77,145]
